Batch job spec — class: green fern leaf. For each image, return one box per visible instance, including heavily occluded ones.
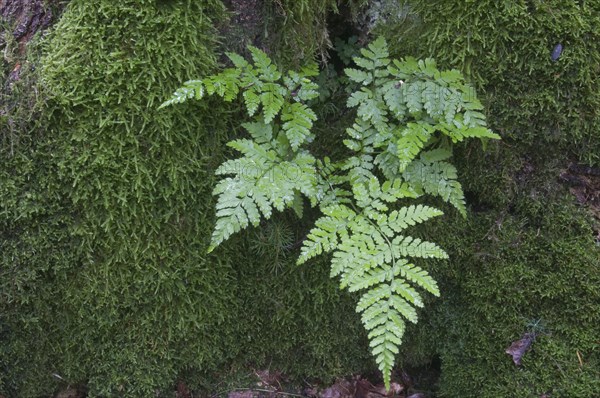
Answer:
[259,83,285,123]
[248,46,281,82]
[209,131,317,251]
[392,236,448,260]
[358,36,390,68]
[442,124,501,142]
[382,80,408,120]
[243,121,273,145]
[397,262,440,296]
[396,122,435,172]
[226,52,249,68]
[158,80,204,109]
[345,68,373,85]
[403,156,467,216]
[297,204,354,264]
[165,38,501,392]
[282,102,317,150]
[243,89,260,116]
[386,205,444,232]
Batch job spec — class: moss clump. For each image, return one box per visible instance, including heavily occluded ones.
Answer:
[393,142,600,397]
[419,198,600,397]
[222,0,367,68]
[2,1,233,396]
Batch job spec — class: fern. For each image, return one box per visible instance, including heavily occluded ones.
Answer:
[161,37,500,390]
[208,121,317,251]
[299,178,447,387]
[281,102,317,150]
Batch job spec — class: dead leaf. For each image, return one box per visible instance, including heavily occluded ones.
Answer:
[506,332,536,366]
[176,380,191,398]
[303,386,318,397]
[54,387,85,398]
[365,382,403,397]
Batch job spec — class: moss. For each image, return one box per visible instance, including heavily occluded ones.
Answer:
[366,4,600,395]
[397,176,600,397]
[221,0,367,68]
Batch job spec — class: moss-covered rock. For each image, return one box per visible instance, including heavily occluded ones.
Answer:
[365,2,600,396]
[0,1,370,396]
[375,0,600,165]
[412,194,600,397]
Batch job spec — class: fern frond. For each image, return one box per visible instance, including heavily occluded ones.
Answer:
[297,204,354,264]
[392,236,448,261]
[248,46,281,82]
[164,38,500,391]
[396,122,435,172]
[382,80,408,120]
[395,261,440,296]
[347,88,389,131]
[259,83,285,123]
[386,205,444,232]
[242,121,273,145]
[281,102,317,150]
[209,127,317,252]
[226,52,249,68]
[356,36,390,69]
[403,156,467,216]
[301,178,448,389]
[243,90,260,116]
[345,68,373,85]
[440,123,501,142]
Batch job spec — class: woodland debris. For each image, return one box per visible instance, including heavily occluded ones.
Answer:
[228,391,256,398]
[176,380,192,398]
[319,378,354,398]
[506,332,537,366]
[53,386,86,398]
[317,376,404,398]
[255,369,284,391]
[560,163,600,218]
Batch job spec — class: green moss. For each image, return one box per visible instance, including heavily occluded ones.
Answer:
[368,7,600,394]
[223,0,367,68]
[399,190,600,397]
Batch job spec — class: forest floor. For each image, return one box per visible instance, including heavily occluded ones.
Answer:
[50,366,439,398]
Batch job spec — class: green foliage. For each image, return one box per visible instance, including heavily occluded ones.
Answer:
[369,7,600,394]
[221,0,367,68]
[161,48,321,251]
[210,122,318,250]
[163,37,498,389]
[375,0,600,165]
[265,0,367,66]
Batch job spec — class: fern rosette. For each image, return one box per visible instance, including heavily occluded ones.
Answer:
[161,37,499,390]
